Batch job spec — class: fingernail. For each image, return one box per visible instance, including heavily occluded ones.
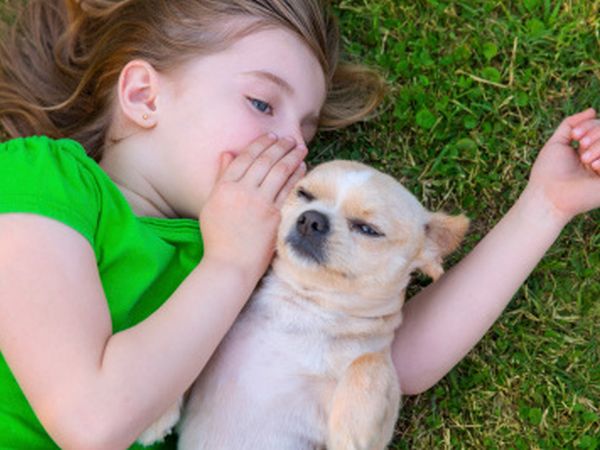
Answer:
[268,132,278,139]
[581,137,591,148]
[592,160,600,170]
[572,128,583,138]
[581,151,592,163]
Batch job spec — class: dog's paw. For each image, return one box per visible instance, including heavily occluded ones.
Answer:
[136,398,182,446]
[327,352,400,450]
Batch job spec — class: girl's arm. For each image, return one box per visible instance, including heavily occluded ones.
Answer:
[0,215,255,448]
[0,135,306,449]
[392,109,600,395]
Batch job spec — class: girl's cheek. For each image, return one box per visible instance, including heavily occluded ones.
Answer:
[222,97,277,150]
[239,115,273,145]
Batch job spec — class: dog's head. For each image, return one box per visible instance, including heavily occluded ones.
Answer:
[273,160,469,317]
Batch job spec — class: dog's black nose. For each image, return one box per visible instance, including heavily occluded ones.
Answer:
[296,210,330,237]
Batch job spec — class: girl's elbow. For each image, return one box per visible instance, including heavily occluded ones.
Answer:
[395,364,441,396]
[42,402,138,450]
[400,380,434,396]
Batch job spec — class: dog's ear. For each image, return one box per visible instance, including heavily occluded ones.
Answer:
[417,212,469,280]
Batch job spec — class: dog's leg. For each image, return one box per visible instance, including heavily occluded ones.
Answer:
[136,397,183,446]
[327,352,400,450]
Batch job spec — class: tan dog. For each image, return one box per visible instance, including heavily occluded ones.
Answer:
[139,160,468,449]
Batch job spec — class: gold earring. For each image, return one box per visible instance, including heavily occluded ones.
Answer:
[142,113,149,120]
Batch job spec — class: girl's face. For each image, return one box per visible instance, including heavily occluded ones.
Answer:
[148,26,327,218]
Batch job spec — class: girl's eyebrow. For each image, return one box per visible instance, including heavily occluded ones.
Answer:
[241,70,294,95]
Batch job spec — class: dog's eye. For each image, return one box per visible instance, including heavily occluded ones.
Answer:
[350,220,384,237]
[297,187,315,202]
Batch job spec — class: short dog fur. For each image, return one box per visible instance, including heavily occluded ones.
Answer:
[139,160,469,450]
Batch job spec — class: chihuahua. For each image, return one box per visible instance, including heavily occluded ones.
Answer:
[139,160,468,450]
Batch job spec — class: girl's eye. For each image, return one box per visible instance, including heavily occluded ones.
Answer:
[248,97,273,115]
[350,220,384,238]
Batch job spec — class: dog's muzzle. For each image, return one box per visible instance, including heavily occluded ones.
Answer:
[285,209,329,264]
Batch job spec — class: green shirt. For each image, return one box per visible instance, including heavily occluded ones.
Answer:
[0,136,203,449]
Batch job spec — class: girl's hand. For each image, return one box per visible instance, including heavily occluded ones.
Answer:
[526,108,600,223]
[572,114,600,175]
[199,134,307,280]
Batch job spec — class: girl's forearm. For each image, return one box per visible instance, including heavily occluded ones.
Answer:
[91,258,257,447]
[392,186,569,395]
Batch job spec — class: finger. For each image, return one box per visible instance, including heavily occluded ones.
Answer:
[216,152,235,181]
[259,145,307,203]
[241,137,298,187]
[564,108,597,128]
[548,108,596,146]
[274,161,307,208]
[571,119,600,141]
[582,141,600,166]
[591,159,600,176]
[221,133,278,182]
[577,125,600,151]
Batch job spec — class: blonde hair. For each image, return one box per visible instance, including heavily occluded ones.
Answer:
[0,0,385,161]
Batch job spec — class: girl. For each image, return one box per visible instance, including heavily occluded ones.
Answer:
[0,1,598,449]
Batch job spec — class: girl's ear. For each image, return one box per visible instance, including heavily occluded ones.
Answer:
[117,59,160,129]
[417,212,470,280]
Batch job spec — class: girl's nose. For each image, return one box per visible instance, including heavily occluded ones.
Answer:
[274,126,306,149]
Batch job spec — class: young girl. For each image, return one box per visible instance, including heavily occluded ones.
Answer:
[0,1,598,449]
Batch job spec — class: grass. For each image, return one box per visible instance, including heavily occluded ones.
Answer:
[312,1,599,448]
[0,0,597,448]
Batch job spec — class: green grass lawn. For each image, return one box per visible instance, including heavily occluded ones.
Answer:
[313,1,599,448]
[0,0,597,448]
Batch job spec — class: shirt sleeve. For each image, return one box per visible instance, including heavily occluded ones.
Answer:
[0,136,101,246]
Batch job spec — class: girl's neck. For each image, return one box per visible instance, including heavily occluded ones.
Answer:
[99,143,178,219]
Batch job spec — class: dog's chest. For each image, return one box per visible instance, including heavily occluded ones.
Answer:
[179,275,398,449]
[237,276,396,377]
